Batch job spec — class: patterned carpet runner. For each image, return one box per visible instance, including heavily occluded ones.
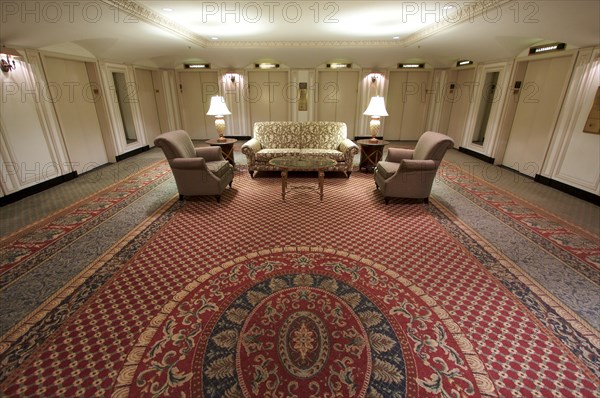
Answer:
[0,163,598,397]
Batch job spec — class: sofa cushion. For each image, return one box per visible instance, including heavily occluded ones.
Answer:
[375,161,400,179]
[206,160,232,177]
[300,149,345,162]
[255,148,302,162]
[254,122,301,149]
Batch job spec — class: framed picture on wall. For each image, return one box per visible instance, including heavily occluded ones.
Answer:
[583,86,600,134]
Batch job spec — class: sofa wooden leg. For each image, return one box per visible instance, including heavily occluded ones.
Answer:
[179,194,184,201]
[216,195,221,203]
[346,171,351,178]
[424,197,429,204]
[249,171,255,178]
[229,181,233,188]
[384,197,389,205]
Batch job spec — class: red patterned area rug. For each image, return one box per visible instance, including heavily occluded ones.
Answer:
[1,166,599,397]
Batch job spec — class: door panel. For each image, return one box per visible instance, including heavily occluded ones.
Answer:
[316,70,358,134]
[135,69,162,145]
[385,71,431,140]
[446,68,475,147]
[177,71,218,139]
[502,56,572,177]
[44,57,107,174]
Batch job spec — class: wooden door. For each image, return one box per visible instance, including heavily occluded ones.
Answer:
[44,57,107,174]
[502,56,572,177]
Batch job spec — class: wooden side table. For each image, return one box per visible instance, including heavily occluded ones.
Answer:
[356,139,390,172]
[206,138,237,166]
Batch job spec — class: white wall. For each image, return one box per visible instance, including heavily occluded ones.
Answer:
[1,51,71,195]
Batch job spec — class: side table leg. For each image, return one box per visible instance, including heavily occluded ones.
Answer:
[318,169,325,201]
[281,169,288,201]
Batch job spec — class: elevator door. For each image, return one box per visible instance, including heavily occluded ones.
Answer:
[502,56,572,177]
[44,57,107,174]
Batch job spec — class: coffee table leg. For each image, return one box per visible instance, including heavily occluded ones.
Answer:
[281,169,288,200]
[318,169,325,200]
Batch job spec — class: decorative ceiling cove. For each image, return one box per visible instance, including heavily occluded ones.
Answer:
[99,0,513,48]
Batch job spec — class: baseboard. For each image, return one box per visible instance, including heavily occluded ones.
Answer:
[535,175,600,206]
[115,145,150,162]
[458,147,495,164]
[0,171,78,207]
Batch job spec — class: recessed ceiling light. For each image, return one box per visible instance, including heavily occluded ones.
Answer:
[162,8,173,12]
[443,5,455,10]
[392,36,400,40]
[211,37,219,40]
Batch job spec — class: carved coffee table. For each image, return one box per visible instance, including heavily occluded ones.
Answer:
[269,155,337,201]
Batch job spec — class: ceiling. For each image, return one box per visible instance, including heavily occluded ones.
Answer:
[1,0,599,69]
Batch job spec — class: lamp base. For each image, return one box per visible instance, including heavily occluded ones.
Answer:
[369,118,381,143]
[217,135,227,142]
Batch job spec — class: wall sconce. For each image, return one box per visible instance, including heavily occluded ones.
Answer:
[368,72,383,84]
[225,73,238,84]
[1,47,19,72]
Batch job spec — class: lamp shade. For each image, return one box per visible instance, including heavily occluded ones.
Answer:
[363,96,389,117]
[206,96,232,116]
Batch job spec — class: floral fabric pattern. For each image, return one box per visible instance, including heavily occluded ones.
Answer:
[242,122,359,174]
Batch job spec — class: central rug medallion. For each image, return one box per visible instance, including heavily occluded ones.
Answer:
[212,282,376,397]
[127,248,485,398]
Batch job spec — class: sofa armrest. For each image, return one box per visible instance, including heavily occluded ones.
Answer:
[195,146,223,161]
[170,157,207,170]
[399,159,437,172]
[241,138,262,155]
[387,148,414,163]
[339,138,359,154]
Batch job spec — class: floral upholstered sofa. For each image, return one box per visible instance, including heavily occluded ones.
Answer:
[241,121,359,177]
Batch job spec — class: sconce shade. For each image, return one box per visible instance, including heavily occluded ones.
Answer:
[206,96,231,116]
[363,96,389,117]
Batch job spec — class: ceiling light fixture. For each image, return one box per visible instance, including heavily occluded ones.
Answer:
[457,60,473,66]
[327,63,352,69]
[255,63,279,69]
[529,42,566,55]
[162,8,173,12]
[398,63,424,69]
[184,63,210,69]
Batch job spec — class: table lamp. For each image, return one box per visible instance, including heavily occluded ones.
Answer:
[363,96,388,143]
[206,96,232,142]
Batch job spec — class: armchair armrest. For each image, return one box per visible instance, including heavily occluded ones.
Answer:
[339,138,359,154]
[195,146,223,161]
[399,159,437,172]
[387,148,414,163]
[241,138,262,155]
[170,157,207,170]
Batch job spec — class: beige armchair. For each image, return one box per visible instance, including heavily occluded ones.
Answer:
[154,130,234,202]
[374,131,454,204]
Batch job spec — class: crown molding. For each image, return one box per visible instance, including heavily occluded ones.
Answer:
[100,0,514,50]
[98,0,209,47]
